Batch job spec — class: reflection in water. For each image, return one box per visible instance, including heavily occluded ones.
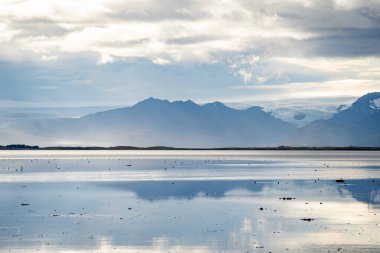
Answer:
[102,179,380,207]
[0,151,379,252]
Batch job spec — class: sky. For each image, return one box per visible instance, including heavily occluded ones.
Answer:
[0,0,380,110]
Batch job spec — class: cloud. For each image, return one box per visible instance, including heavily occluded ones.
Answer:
[0,0,378,105]
[273,56,380,82]
[152,57,171,65]
[0,0,319,65]
[228,54,260,83]
[222,79,380,108]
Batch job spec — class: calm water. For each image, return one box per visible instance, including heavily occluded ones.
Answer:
[0,150,379,252]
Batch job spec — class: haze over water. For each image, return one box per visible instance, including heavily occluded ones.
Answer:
[0,150,379,253]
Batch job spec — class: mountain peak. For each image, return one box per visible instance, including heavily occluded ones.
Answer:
[357,92,380,109]
[145,97,169,103]
[344,92,380,114]
[134,97,170,107]
[173,99,198,106]
[202,101,228,109]
[247,106,264,112]
[354,92,380,103]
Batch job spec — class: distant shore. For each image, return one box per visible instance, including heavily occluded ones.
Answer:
[1,144,379,151]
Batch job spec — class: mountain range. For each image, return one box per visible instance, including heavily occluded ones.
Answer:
[5,92,380,147]
[294,92,380,146]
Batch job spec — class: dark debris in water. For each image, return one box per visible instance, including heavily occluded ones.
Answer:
[280,197,296,200]
[301,218,314,222]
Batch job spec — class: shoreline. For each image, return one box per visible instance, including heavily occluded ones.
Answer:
[1,145,380,151]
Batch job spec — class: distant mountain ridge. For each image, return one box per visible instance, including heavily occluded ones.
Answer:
[6,92,380,147]
[54,97,296,147]
[294,92,380,146]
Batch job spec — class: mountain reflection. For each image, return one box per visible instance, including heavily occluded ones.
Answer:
[101,179,380,207]
[1,151,379,253]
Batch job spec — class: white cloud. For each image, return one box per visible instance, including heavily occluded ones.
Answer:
[217,79,380,109]
[152,57,171,65]
[228,54,265,83]
[0,0,316,65]
[334,0,359,10]
[0,0,379,107]
[41,54,57,61]
[274,57,378,73]
[238,69,252,83]
[273,56,380,81]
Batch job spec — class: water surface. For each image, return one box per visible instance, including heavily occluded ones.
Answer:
[0,150,379,252]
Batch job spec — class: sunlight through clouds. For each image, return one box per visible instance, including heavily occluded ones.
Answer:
[0,0,314,64]
[0,0,378,107]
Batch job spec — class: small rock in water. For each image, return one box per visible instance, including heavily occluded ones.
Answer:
[280,197,295,200]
